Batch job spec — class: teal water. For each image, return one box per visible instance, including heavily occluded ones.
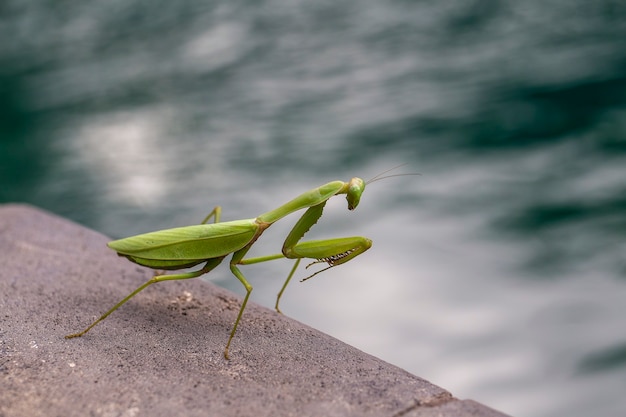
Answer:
[2,2,626,415]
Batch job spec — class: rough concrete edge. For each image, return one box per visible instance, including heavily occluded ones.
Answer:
[0,203,512,417]
[394,398,511,417]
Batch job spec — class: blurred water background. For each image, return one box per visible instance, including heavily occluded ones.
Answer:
[2,1,626,416]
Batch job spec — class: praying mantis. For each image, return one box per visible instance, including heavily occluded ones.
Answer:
[66,168,416,359]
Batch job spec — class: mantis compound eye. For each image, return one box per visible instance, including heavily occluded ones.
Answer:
[346,177,365,210]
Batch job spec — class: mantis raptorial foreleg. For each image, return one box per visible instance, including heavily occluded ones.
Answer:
[239,201,371,313]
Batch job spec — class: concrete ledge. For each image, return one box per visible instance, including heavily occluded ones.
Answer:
[0,204,510,417]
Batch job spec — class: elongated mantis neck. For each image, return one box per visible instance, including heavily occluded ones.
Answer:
[256,180,355,225]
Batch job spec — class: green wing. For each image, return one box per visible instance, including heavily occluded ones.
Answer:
[108,218,258,261]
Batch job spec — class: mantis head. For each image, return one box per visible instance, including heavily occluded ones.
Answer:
[345,165,420,211]
[346,177,365,210]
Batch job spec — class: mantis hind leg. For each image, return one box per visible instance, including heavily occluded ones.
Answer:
[201,206,222,224]
[65,257,225,339]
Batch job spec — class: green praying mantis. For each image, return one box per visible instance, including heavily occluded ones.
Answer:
[66,167,416,359]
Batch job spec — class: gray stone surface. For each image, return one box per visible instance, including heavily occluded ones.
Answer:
[0,204,510,417]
